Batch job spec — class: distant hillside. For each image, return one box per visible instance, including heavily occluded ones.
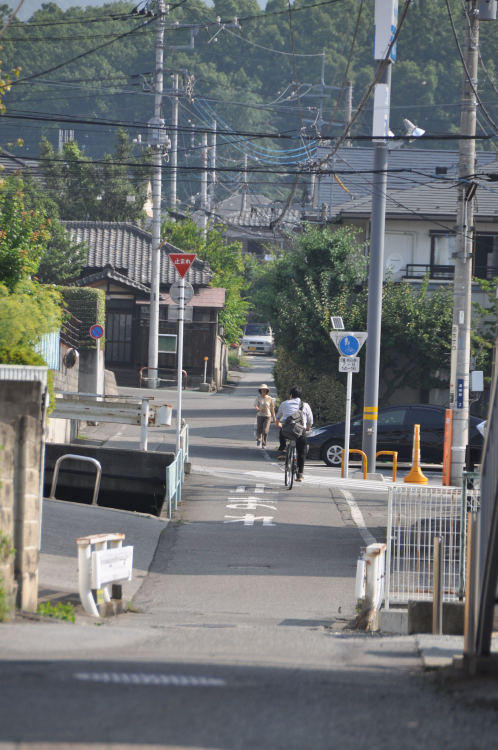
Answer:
[1,0,496,205]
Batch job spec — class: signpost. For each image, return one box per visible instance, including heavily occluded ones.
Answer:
[330,331,367,478]
[169,253,196,454]
[89,324,104,397]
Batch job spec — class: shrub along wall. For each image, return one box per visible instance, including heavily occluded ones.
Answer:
[60,287,105,350]
[273,348,346,426]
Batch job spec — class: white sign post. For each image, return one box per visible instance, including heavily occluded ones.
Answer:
[330,332,367,478]
[169,254,196,454]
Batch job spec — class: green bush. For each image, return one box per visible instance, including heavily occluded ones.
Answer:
[59,286,106,350]
[273,348,346,426]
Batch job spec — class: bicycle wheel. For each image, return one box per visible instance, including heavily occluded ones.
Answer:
[285,443,296,490]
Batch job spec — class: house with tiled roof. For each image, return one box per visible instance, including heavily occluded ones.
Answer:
[328,173,498,287]
[63,221,227,387]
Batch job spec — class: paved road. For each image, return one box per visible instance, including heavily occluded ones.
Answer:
[1,357,497,748]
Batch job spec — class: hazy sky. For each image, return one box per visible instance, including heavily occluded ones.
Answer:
[13,0,127,21]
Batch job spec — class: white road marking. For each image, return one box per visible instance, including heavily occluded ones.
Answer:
[74,672,226,687]
[340,489,376,546]
[193,464,389,493]
[226,501,277,510]
[224,514,276,526]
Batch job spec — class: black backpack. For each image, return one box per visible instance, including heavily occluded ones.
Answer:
[281,400,306,440]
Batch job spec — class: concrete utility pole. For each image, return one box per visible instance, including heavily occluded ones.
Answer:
[449,0,479,483]
[170,72,179,211]
[147,0,169,388]
[200,131,208,236]
[209,119,217,211]
[361,0,397,470]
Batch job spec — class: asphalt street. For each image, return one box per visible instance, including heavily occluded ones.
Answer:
[1,356,497,749]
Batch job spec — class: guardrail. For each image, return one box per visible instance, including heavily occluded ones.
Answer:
[164,424,190,519]
[51,392,172,451]
[139,367,187,389]
[50,454,102,506]
[376,451,398,482]
[341,448,367,480]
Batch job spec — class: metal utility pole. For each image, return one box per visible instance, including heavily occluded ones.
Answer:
[449,0,479,484]
[362,0,397,470]
[147,0,169,388]
[170,72,179,211]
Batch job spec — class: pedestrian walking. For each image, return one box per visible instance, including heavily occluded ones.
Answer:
[254,383,276,448]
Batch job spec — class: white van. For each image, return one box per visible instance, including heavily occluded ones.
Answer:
[240,323,274,356]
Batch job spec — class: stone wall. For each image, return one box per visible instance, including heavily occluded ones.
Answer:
[0,381,44,614]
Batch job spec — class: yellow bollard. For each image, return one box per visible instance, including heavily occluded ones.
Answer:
[404,424,428,484]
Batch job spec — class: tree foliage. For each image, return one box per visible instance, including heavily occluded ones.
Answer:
[38,131,150,223]
[0,176,63,365]
[256,225,461,417]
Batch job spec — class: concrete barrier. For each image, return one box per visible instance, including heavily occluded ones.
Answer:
[44,444,175,516]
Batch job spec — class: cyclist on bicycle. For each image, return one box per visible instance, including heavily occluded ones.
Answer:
[275,386,313,482]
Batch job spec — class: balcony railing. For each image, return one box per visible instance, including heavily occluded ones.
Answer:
[404,264,454,280]
[404,264,498,281]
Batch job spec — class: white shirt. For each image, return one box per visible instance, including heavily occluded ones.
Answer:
[276,397,313,429]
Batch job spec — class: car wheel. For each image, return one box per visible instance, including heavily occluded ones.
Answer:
[322,441,343,467]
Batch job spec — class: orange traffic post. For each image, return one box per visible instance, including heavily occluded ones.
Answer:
[404,424,428,484]
[376,451,398,482]
[341,449,368,480]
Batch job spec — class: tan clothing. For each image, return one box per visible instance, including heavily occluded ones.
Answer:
[253,394,274,417]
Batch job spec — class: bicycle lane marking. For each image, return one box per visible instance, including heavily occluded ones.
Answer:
[223,484,278,527]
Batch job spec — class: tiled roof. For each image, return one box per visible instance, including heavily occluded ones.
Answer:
[331,179,498,221]
[139,286,226,309]
[75,265,150,293]
[317,146,498,209]
[195,198,302,232]
[63,221,213,287]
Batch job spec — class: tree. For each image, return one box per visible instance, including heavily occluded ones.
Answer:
[162,216,249,344]
[0,176,62,365]
[1,173,87,284]
[38,132,150,223]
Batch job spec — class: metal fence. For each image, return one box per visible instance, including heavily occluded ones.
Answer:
[0,364,48,386]
[386,485,464,607]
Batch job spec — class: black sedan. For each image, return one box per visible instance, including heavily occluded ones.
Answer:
[306,404,484,467]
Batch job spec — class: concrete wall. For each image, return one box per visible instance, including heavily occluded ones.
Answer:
[44,443,174,516]
[78,346,105,396]
[0,381,44,614]
[47,342,81,444]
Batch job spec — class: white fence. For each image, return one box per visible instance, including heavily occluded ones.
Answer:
[386,485,463,607]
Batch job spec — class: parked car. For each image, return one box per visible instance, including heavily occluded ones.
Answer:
[307,404,484,467]
[240,323,274,356]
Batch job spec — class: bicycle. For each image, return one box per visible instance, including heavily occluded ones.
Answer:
[284,439,298,489]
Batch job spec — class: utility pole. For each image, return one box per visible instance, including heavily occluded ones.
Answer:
[200,131,208,236]
[169,72,179,212]
[361,0,397,470]
[450,0,496,484]
[147,0,169,388]
[449,0,479,483]
[209,119,217,212]
[241,154,248,214]
[344,81,353,147]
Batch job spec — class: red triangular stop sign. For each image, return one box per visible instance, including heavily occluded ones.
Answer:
[169,253,196,278]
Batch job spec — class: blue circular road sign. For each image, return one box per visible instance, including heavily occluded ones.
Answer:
[89,323,104,339]
[338,335,360,357]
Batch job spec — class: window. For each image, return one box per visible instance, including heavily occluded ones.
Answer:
[377,408,407,428]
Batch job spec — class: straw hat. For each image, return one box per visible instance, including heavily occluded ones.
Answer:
[259,383,270,392]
